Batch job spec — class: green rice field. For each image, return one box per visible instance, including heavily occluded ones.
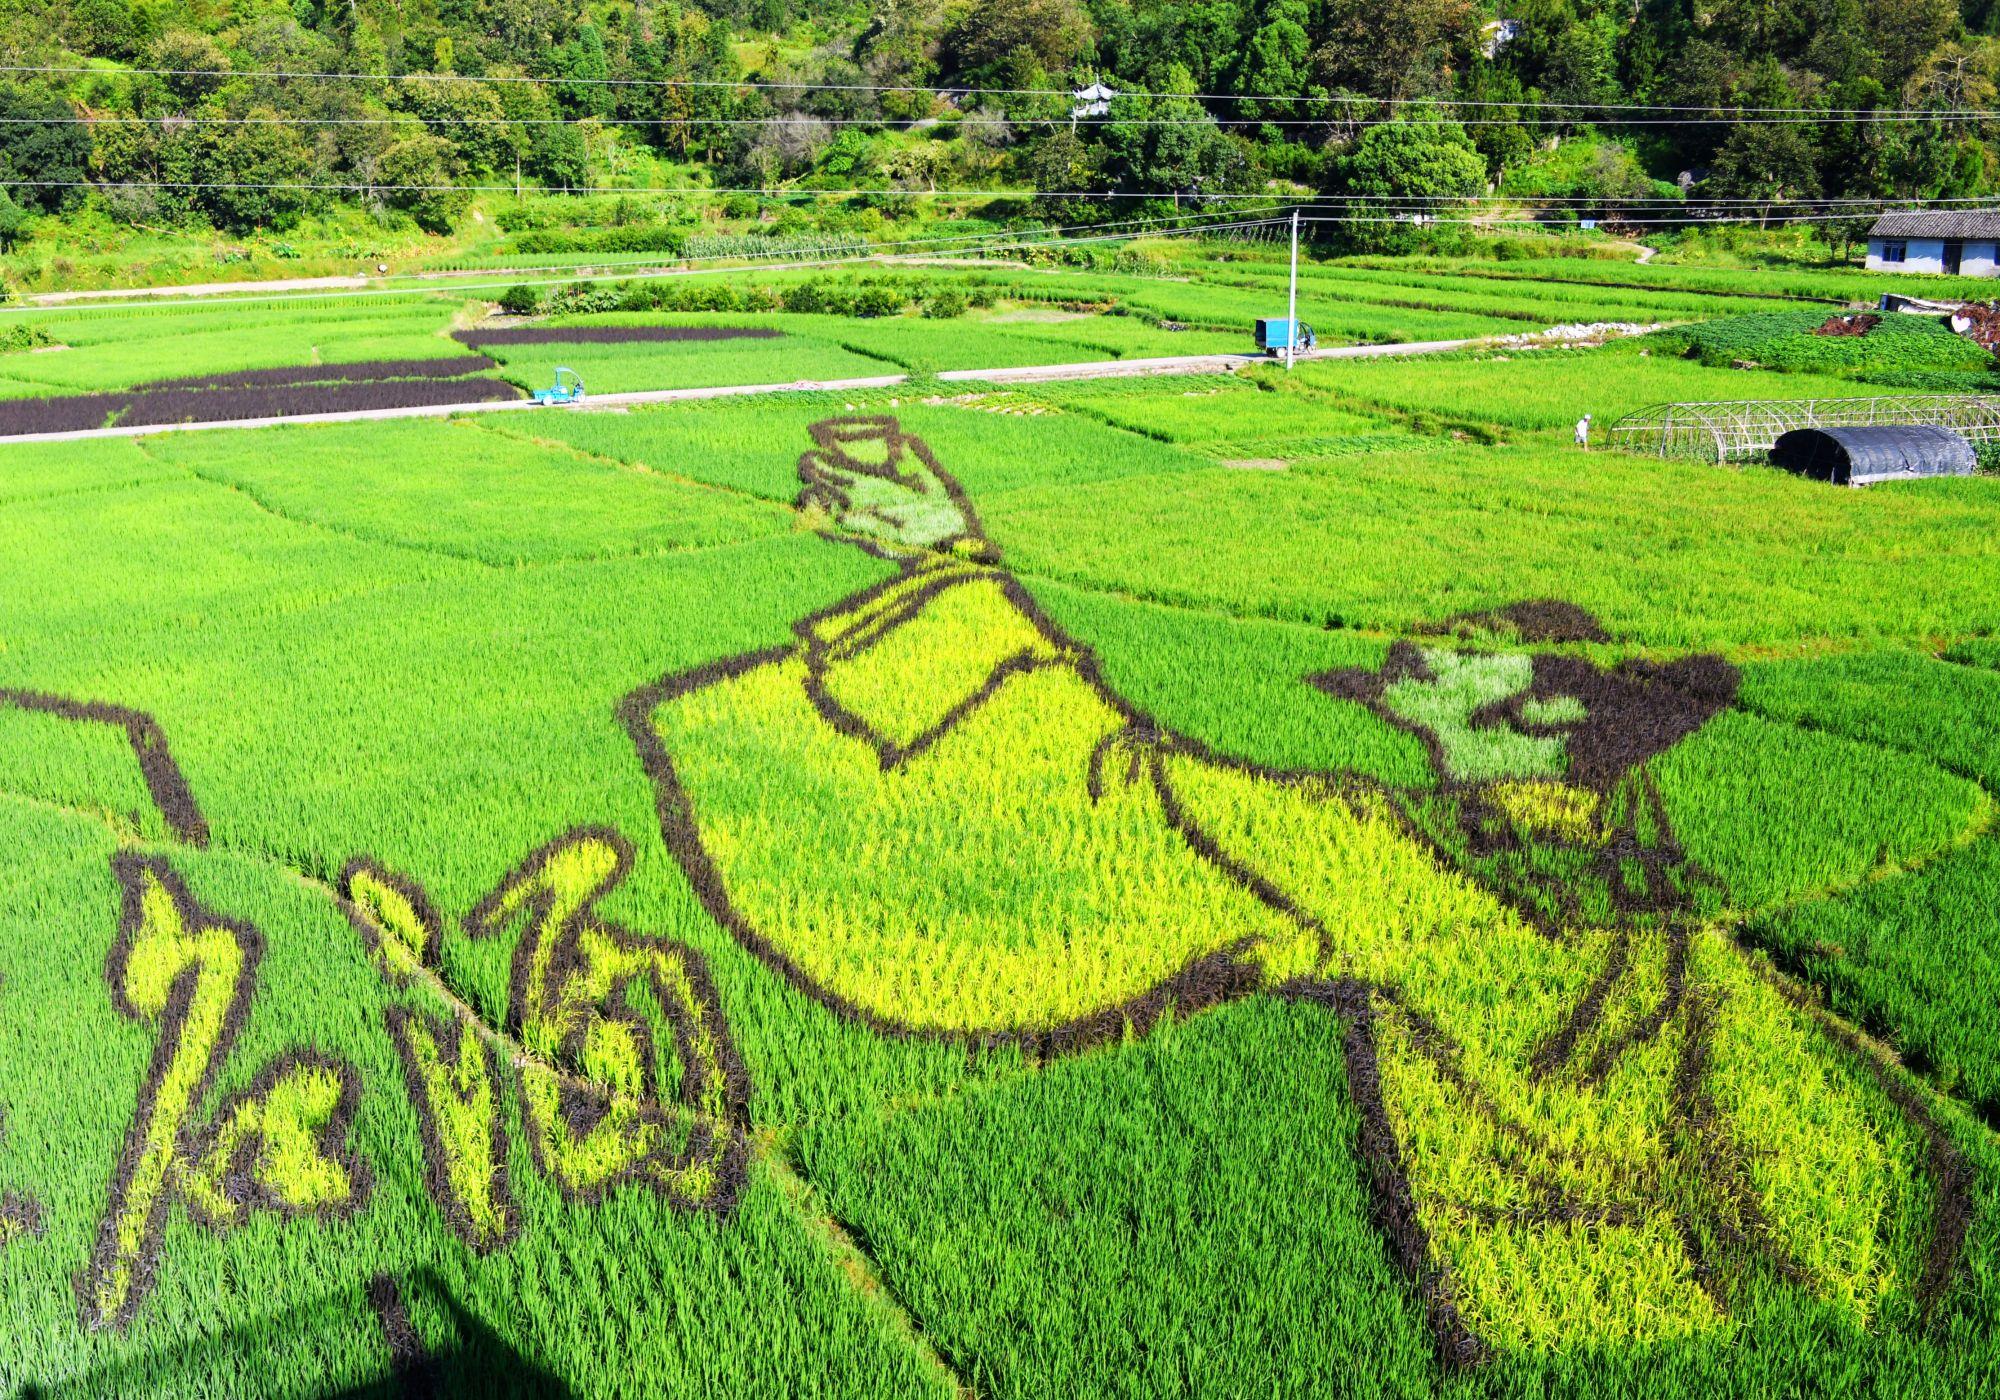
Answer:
[1,251,1997,1396]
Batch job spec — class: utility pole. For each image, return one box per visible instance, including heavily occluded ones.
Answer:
[1286,207,1299,372]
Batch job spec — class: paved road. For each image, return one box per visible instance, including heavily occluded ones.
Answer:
[0,338,1500,445]
[28,273,379,304]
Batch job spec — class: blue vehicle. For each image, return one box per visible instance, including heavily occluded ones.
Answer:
[531,367,585,406]
[1254,318,1316,356]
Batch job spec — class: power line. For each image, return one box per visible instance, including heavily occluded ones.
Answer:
[5,63,1996,122]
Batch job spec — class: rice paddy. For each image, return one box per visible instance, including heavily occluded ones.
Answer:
[1,255,1997,1397]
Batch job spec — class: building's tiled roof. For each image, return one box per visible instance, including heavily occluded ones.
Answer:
[1868,210,2000,239]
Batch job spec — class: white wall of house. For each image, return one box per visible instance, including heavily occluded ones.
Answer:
[1869,238,1945,273]
[1866,237,2000,275]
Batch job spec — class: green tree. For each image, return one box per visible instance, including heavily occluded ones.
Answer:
[66,0,141,60]
[1460,63,1538,177]
[1336,109,1487,251]
[1701,59,1823,210]
[1097,65,1252,207]
[1313,0,1473,100]
[942,0,1094,87]
[144,31,233,106]
[195,110,320,232]
[1866,0,1959,85]
[0,191,30,252]
[1233,0,1313,124]
[379,135,470,233]
[526,123,589,192]
[393,74,515,174]
[554,25,616,120]
[1022,126,1107,223]
[0,85,93,214]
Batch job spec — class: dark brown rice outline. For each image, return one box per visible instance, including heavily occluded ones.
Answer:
[0,689,210,847]
[0,376,528,438]
[618,414,1974,1361]
[1415,598,1612,646]
[0,1095,43,1246]
[79,853,373,1330]
[1313,641,1734,937]
[384,1005,522,1254]
[339,857,448,986]
[462,825,751,1212]
[338,858,523,1250]
[367,1271,438,1392]
[180,1049,373,1232]
[0,982,45,1248]
[793,414,995,562]
[1309,641,1740,798]
[1278,978,1490,1368]
[139,357,501,393]
[0,1189,42,1242]
[1759,968,1975,1317]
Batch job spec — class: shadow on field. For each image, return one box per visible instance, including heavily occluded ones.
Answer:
[337,1270,572,1400]
[23,1270,569,1400]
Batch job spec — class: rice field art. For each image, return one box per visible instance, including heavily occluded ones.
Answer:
[2,383,1999,1396]
[627,416,1967,1362]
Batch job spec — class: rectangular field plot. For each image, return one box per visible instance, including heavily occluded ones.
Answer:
[982,436,2000,650]
[140,417,795,564]
[0,297,483,398]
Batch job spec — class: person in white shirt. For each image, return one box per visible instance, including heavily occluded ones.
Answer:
[1575,412,1592,448]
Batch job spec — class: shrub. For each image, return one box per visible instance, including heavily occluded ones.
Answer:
[782,281,827,315]
[852,286,902,318]
[499,284,541,317]
[922,289,968,319]
[1,321,52,351]
[540,280,622,316]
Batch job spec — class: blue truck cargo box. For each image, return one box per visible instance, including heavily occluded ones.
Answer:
[1254,318,1313,354]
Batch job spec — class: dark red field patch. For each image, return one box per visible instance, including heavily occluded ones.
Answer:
[0,376,523,437]
[452,326,784,347]
[141,357,499,392]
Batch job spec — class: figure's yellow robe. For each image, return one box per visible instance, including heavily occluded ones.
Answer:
[633,553,1946,1353]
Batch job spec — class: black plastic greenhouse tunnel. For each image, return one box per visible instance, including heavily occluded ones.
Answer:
[1769,425,1977,486]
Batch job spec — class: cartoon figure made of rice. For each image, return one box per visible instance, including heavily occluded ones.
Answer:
[622,415,1968,1362]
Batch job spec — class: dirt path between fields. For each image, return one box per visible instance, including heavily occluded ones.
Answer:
[0,328,1648,444]
[0,344,1454,443]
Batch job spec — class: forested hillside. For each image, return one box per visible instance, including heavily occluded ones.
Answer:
[0,0,1991,250]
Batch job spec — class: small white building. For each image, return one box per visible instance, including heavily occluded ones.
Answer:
[1479,19,1523,59]
[1070,83,1118,121]
[1866,210,2000,277]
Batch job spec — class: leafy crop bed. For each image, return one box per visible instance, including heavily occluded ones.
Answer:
[1658,311,1996,380]
[0,286,1998,1398]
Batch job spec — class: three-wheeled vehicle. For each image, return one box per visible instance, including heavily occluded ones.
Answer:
[1254,318,1316,356]
[531,367,586,406]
